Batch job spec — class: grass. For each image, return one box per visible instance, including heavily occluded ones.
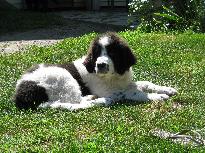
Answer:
[0,10,66,35]
[0,31,205,152]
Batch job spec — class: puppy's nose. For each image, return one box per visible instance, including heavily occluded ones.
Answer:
[97,63,107,70]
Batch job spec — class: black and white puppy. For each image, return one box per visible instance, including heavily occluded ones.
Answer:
[14,32,177,111]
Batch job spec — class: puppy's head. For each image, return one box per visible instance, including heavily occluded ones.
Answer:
[83,32,136,75]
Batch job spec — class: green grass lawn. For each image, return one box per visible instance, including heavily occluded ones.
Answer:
[0,31,205,152]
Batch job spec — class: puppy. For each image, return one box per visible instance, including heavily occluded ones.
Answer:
[14,32,177,111]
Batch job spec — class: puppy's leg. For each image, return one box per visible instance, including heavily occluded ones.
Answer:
[39,101,89,111]
[106,90,169,102]
[38,97,113,111]
[38,100,94,111]
[123,90,170,102]
[134,81,177,96]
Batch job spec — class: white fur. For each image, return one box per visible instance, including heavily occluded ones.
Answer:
[95,37,115,74]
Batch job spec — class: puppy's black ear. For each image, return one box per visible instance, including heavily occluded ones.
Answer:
[83,39,101,73]
[122,44,137,69]
[118,43,137,75]
[83,53,95,73]
[107,37,137,75]
[105,32,137,75]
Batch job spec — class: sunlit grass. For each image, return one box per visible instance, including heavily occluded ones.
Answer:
[0,31,205,152]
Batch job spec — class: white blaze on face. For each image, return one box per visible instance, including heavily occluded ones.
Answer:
[95,36,115,75]
[99,36,111,47]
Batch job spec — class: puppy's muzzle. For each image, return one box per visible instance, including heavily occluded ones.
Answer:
[96,63,109,74]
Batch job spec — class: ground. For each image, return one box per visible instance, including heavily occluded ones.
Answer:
[0,20,123,53]
[0,10,126,54]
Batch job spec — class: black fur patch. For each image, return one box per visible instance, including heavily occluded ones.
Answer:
[14,81,49,110]
[83,41,102,73]
[106,33,136,75]
[58,63,91,96]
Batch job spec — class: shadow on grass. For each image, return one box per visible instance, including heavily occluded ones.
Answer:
[0,10,125,41]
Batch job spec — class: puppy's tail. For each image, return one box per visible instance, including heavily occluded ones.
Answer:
[14,81,48,110]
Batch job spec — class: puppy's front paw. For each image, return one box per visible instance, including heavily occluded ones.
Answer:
[93,98,114,106]
[158,87,177,96]
[83,95,98,101]
[148,93,169,101]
